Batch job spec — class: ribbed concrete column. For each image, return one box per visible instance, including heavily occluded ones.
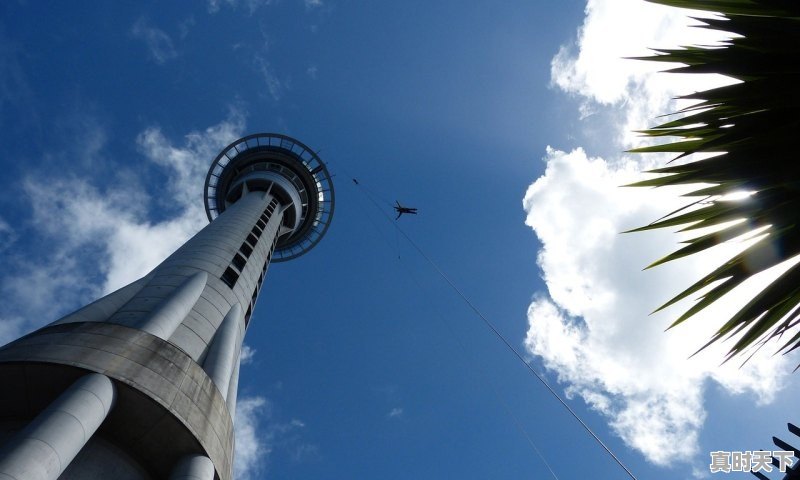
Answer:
[0,373,116,480]
[49,276,149,326]
[140,271,208,340]
[169,454,215,480]
[226,355,242,421]
[203,303,243,398]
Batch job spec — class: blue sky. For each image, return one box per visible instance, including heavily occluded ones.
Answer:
[0,1,797,479]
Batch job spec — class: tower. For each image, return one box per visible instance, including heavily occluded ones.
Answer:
[0,133,335,480]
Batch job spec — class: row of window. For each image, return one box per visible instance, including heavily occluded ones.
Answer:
[244,231,279,326]
[220,198,279,299]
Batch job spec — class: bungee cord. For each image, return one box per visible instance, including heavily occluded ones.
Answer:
[343,172,638,480]
[397,247,562,480]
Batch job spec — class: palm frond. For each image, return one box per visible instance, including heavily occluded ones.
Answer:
[633,0,800,367]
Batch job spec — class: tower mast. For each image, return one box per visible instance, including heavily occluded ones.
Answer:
[0,133,334,480]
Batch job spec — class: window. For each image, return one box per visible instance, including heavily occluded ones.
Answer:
[232,254,246,271]
[221,267,239,288]
[244,303,252,327]
[246,233,258,246]
[219,197,281,291]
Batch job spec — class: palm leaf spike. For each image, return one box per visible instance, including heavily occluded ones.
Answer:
[629,1,800,369]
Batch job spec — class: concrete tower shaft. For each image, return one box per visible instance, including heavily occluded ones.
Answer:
[0,134,334,480]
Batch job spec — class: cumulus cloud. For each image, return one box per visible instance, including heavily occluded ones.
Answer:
[523,148,787,464]
[524,0,790,467]
[234,396,316,479]
[131,17,178,64]
[0,209,78,341]
[0,112,245,341]
[136,111,245,214]
[551,0,734,149]
[41,111,244,294]
[1,120,116,333]
[234,396,269,480]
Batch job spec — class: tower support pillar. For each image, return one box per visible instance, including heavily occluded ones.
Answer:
[169,454,215,480]
[226,354,242,420]
[203,303,244,399]
[0,373,116,480]
[139,271,208,340]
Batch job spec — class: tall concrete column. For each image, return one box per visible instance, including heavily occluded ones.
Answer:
[227,355,242,421]
[203,303,244,398]
[139,271,208,340]
[169,454,215,480]
[0,133,335,480]
[0,373,116,480]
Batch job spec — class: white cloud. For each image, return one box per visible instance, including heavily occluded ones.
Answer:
[0,217,16,253]
[1,120,114,331]
[207,0,225,13]
[4,110,291,476]
[178,16,196,40]
[106,112,244,293]
[234,396,315,479]
[240,344,256,365]
[0,113,245,340]
[265,418,317,464]
[32,112,244,295]
[255,56,284,101]
[234,396,269,480]
[136,110,245,213]
[289,443,319,462]
[524,148,788,464]
[208,0,273,15]
[304,0,323,9]
[131,17,178,64]
[552,0,735,150]
[2,233,99,321]
[524,0,791,468]
[2,110,287,478]
[388,407,403,418]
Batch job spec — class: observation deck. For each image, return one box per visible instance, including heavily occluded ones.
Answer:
[204,133,335,262]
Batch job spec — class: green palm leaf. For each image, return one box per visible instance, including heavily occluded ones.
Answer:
[633,0,800,367]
